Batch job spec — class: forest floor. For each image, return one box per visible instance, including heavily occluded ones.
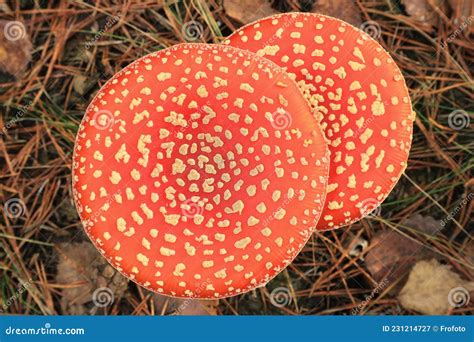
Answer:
[0,0,472,315]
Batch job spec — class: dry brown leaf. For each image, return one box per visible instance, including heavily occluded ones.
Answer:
[398,259,474,314]
[403,214,441,235]
[312,0,362,27]
[56,242,128,315]
[223,0,279,24]
[365,228,435,287]
[177,299,218,315]
[56,242,217,315]
[401,0,447,31]
[0,20,32,77]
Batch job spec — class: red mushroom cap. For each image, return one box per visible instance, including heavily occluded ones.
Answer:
[225,13,415,230]
[72,43,329,298]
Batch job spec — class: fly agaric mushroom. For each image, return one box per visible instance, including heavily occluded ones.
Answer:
[225,13,415,230]
[72,43,329,298]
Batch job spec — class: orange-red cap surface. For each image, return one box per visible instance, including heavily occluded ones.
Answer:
[72,43,329,298]
[225,13,415,230]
